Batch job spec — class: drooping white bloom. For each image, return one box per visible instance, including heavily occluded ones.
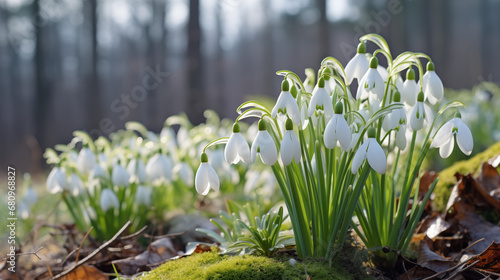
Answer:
[77,148,96,175]
[46,167,67,194]
[308,78,334,119]
[145,154,172,185]
[98,153,109,170]
[127,158,147,184]
[280,119,301,165]
[395,124,408,150]
[224,123,250,164]
[324,103,351,151]
[68,173,84,196]
[431,117,473,158]
[251,120,278,166]
[351,128,387,174]
[409,91,430,131]
[402,68,419,106]
[357,57,385,100]
[112,164,130,187]
[173,162,194,186]
[345,43,369,84]
[271,80,301,125]
[135,185,152,206]
[383,92,406,131]
[422,62,444,105]
[195,153,220,195]
[100,188,120,212]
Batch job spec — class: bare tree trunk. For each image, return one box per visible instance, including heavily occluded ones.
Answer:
[317,0,329,60]
[33,0,49,149]
[186,0,204,125]
[86,0,101,133]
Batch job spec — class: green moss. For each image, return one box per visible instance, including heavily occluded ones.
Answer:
[433,141,500,210]
[140,249,372,280]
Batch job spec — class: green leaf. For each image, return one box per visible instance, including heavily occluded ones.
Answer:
[360,34,391,55]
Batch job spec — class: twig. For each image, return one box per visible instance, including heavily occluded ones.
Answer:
[51,221,131,280]
[422,259,478,280]
[119,225,148,241]
[75,226,93,263]
[452,238,485,262]
[0,247,44,261]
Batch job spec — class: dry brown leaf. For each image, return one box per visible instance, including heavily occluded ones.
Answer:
[112,238,177,275]
[466,242,500,273]
[61,265,107,280]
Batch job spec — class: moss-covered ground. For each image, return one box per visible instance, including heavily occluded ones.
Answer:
[433,141,500,210]
[140,249,373,280]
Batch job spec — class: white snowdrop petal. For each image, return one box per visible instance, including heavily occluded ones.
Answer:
[396,126,407,150]
[224,133,239,164]
[281,132,294,166]
[427,72,444,104]
[403,80,418,106]
[323,116,339,149]
[439,138,454,159]
[285,96,301,125]
[367,139,387,174]
[100,189,119,212]
[195,163,210,195]
[236,135,251,163]
[337,117,352,151]
[207,164,220,192]
[456,121,473,155]
[432,121,454,147]
[351,141,368,173]
[345,53,369,84]
[259,133,278,166]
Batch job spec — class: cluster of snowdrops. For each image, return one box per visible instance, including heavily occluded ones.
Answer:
[195,34,473,265]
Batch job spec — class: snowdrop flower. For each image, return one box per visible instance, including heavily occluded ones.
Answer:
[173,162,194,186]
[402,68,419,106]
[351,128,387,174]
[383,92,406,131]
[195,152,220,195]
[100,188,119,212]
[324,103,352,151]
[146,154,172,184]
[251,119,278,165]
[308,78,334,119]
[77,148,96,175]
[281,118,301,165]
[112,163,130,187]
[422,62,444,105]
[271,80,301,125]
[224,123,250,164]
[410,92,426,131]
[357,57,385,100]
[135,185,152,206]
[431,116,473,158]
[127,157,147,184]
[345,42,369,84]
[395,124,408,150]
[349,131,361,151]
[68,173,84,196]
[47,167,67,194]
